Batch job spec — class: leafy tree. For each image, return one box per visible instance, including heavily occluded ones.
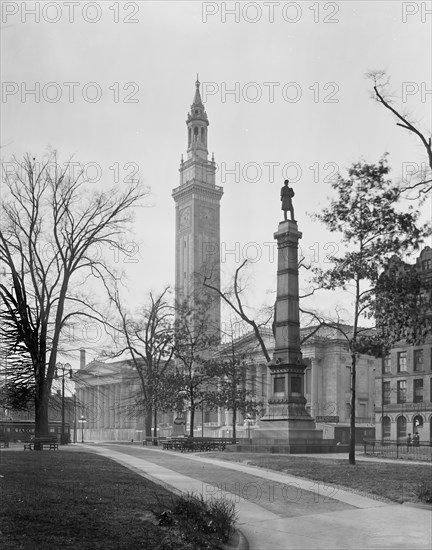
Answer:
[0,306,35,410]
[313,155,430,464]
[373,258,431,348]
[0,151,145,442]
[108,287,175,437]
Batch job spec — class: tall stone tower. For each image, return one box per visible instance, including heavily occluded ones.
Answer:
[172,78,223,336]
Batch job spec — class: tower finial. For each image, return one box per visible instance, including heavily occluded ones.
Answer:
[196,73,200,87]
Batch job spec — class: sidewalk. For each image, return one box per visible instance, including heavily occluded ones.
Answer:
[77,444,431,550]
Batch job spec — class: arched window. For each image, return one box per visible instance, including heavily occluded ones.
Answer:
[413,415,423,429]
[194,126,198,141]
[188,128,191,147]
[382,416,391,439]
[201,127,205,145]
[397,416,407,439]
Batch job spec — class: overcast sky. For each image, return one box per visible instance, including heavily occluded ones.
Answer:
[2,1,431,363]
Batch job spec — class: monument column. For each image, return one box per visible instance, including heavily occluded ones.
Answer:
[255,181,323,446]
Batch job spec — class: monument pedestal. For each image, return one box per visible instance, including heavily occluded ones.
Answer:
[254,368,323,445]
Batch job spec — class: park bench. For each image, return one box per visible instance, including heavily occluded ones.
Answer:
[0,435,9,448]
[23,436,59,451]
[162,437,238,452]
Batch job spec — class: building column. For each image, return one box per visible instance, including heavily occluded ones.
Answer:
[118,383,124,429]
[109,385,115,428]
[115,384,120,428]
[103,384,111,429]
[311,357,320,419]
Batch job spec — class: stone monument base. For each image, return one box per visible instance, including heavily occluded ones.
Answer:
[253,418,323,445]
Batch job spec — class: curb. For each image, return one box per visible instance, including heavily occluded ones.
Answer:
[402,501,432,510]
[223,528,249,550]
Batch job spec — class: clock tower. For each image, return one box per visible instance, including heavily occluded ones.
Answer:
[172,77,223,336]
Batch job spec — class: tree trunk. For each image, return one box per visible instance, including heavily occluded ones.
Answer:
[349,353,356,465]
[189,406,195,437]
[153,407,158,438]
[232,408,237,440]
[145,404,153,437]
[34,380,50,450]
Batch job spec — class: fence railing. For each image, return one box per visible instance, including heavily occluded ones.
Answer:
[363,439,432,461]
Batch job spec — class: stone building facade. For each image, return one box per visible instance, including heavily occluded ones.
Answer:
[375,247,432,442]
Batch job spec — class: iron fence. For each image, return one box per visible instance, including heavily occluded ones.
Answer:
[363,439,432,462]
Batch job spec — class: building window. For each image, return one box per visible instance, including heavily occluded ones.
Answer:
[413,379,423,402]
[413,349,424,372]
[274,376,285,394]
[262,374,267,398]
[251,374,256,394]
[383,381,391,405]
[413,415,424,429]
[397,416,407,439]
[383,355,391,374]
[422,259,431,270]
[382,416,391,439]
[397,380,407,403]
[397,351,407,372]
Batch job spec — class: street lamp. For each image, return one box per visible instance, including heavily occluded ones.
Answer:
[79,415,87,443]
[54,362,72,445]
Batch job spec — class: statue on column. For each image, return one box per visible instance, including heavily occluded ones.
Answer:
[280,180,295,222]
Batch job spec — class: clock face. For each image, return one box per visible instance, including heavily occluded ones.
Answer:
[200,206,215,223]
[179,207,191,228]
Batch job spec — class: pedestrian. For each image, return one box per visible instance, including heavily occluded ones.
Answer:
[413,432,420,447]
[406,433,412,451]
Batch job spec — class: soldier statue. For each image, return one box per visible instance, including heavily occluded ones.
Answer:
[280,179,295,222]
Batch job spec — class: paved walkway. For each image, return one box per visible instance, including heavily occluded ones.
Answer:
[75,444,431,550]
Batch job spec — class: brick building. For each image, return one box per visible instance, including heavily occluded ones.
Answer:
[375,247,432,442]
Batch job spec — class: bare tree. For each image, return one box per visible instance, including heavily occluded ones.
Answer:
[0,151,146,443]
[108,287,175,437]
[171,298,220,437]
[204,260,272,363]
[209,321,264,439]
[367,70,432,198]
[204,259,327,363]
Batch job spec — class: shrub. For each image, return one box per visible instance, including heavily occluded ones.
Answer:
[416,482,432,504]
[156,492,238,549]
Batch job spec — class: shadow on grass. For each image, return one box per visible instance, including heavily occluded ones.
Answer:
[0,451,235,549]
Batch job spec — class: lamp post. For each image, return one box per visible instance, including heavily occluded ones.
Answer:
[55,362,72,445]
[79,415,86,443]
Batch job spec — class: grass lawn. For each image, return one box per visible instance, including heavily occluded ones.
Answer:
[203,452,432,504]
[0,449,233,550]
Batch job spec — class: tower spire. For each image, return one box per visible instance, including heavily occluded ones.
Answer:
[192,75,203,108]
[186,76,208,160]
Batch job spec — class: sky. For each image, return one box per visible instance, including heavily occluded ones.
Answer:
[1,0,431,366]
